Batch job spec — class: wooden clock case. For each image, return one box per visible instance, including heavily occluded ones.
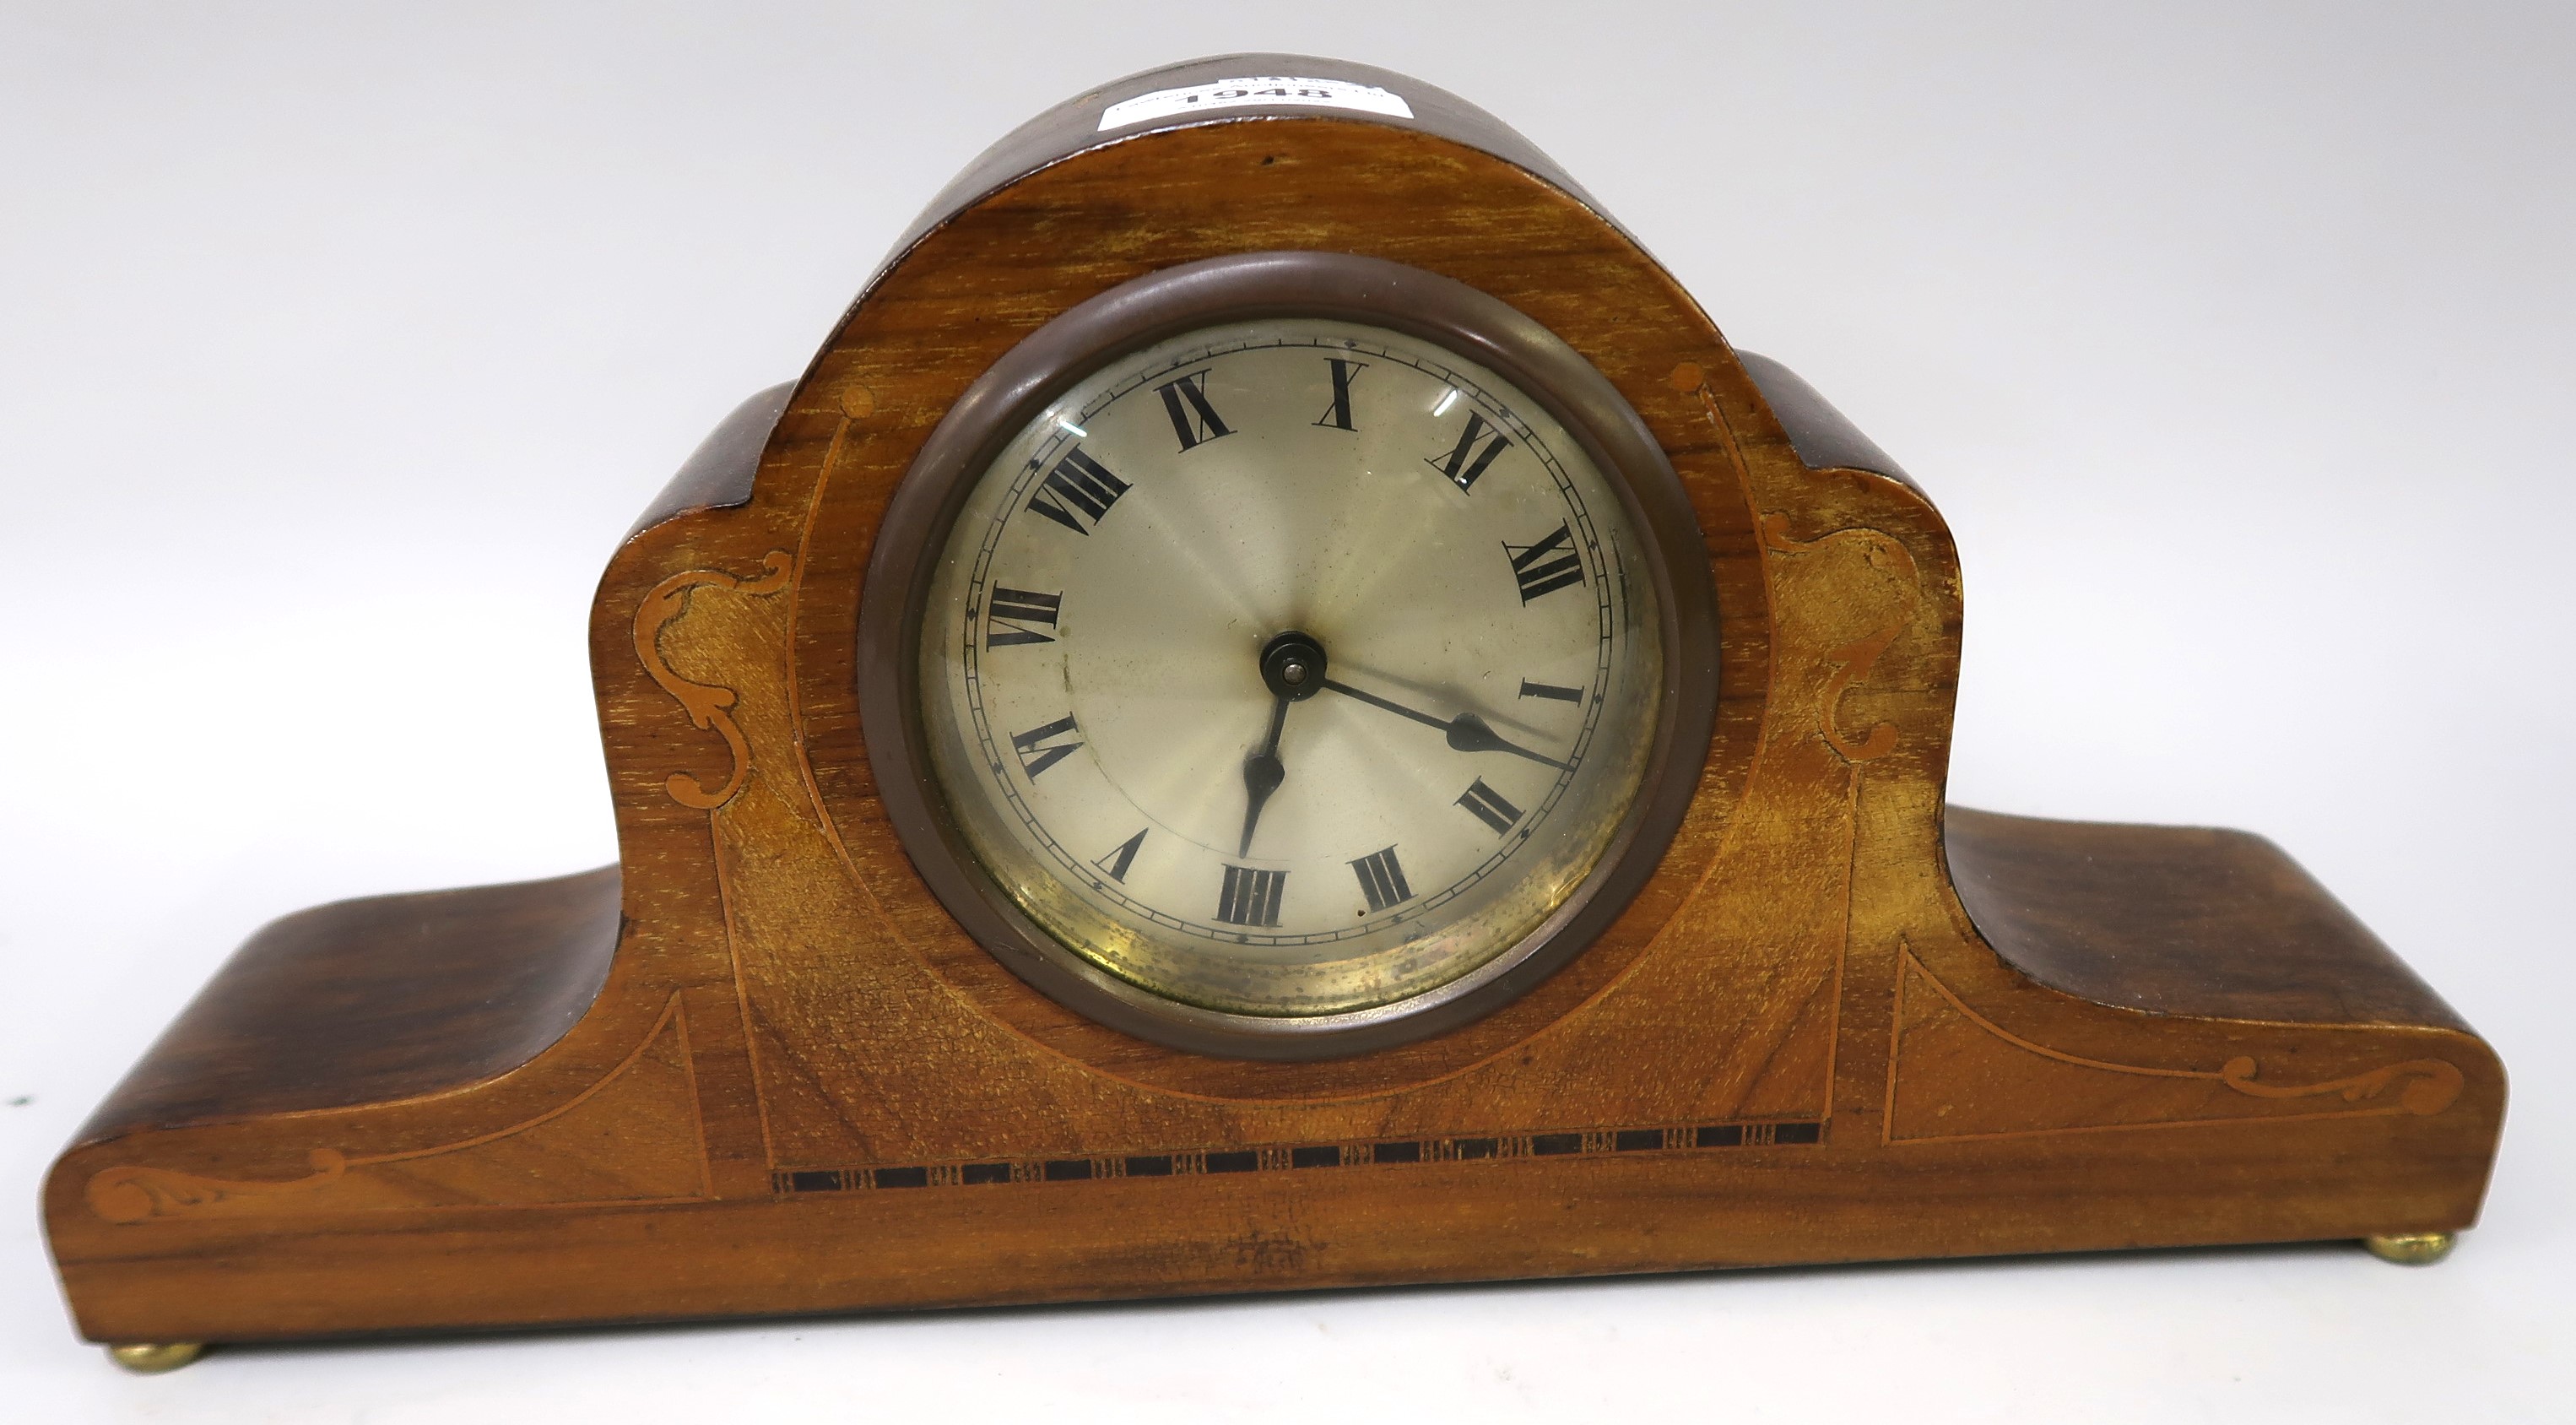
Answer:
[45,56,2503,1351]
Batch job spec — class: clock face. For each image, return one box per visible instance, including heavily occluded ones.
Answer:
[915,316,1667,1020]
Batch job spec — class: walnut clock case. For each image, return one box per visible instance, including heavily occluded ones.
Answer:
[46,57,2503,1365]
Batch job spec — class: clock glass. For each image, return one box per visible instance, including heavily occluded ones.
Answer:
[914,315,1667,1021]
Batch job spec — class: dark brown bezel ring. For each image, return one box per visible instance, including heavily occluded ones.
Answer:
[856,251,1719,1059]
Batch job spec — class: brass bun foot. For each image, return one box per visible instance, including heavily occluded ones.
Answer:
[107,1341,204,1374]
[2363,1232,2457,1265]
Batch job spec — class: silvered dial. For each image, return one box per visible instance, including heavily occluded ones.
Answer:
[918,317,1664,1017]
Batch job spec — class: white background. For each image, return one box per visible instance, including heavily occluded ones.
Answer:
[4,3,2568,1419]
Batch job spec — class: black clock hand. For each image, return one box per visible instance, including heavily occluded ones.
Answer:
[1320,678,1570,771]
[1443,711,1572,770]
[1237,631,1330,857]
[1239,692,1291,856]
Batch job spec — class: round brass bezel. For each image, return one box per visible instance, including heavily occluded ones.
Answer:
[857,251,1718,1059]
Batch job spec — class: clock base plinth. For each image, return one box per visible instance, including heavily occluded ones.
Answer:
[42,810,2496,1348]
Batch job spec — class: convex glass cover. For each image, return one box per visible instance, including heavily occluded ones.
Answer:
[915,316,1665,1018]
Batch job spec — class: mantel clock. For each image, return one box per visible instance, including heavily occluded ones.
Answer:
[46,57,2503,1370]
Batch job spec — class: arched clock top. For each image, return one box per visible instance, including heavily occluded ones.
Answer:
[44,53,2499,1362]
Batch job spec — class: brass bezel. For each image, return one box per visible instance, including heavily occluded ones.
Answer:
[857,251,1719,1059]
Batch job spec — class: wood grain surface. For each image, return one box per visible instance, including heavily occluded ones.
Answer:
[41,55,2503,1348]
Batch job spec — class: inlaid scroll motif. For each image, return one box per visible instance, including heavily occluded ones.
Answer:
[1756,514,1920,763]
[635,550,795,809]
[86,1148,350,1222]
[2216,1055,2463,1114]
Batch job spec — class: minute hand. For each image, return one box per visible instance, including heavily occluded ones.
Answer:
[1320,678,1570,771]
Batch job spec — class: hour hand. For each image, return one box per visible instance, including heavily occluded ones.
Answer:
[1239,695,1291,856]
[1321,679,1569,771]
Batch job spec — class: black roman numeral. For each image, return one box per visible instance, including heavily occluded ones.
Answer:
[1155,371,1232,452]
[1350,846,1413,913]
[1009,715,1084,780]
[1426,410,1511,492]
[1215,865,1285,926]
[1456,778,1523,836]
[1095,828,1146,882]
[1518,679,1584,703]
[1312,358,1366,431]
[1505,522,1586,603]
[1026,447,1130,535]
[984,587,1062,648]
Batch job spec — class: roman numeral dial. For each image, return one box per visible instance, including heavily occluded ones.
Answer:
[1350,847,1414,913]
[917,316,1668,1021]
[1026,448,1128,535]
[1155,371,1231,452]
[1456,778,1523,835]
[1215,865,1285,926]
[1426,410,1511,492]
[1095,828,1147,882]
[1506,523,1586,603]
[1009,715,1083,779]
[984,588,1062,647]
[1313,358,1365,431]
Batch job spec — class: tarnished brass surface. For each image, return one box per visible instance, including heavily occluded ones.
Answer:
[2363,1232,2457,1265]
[108,1341,204,1373]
